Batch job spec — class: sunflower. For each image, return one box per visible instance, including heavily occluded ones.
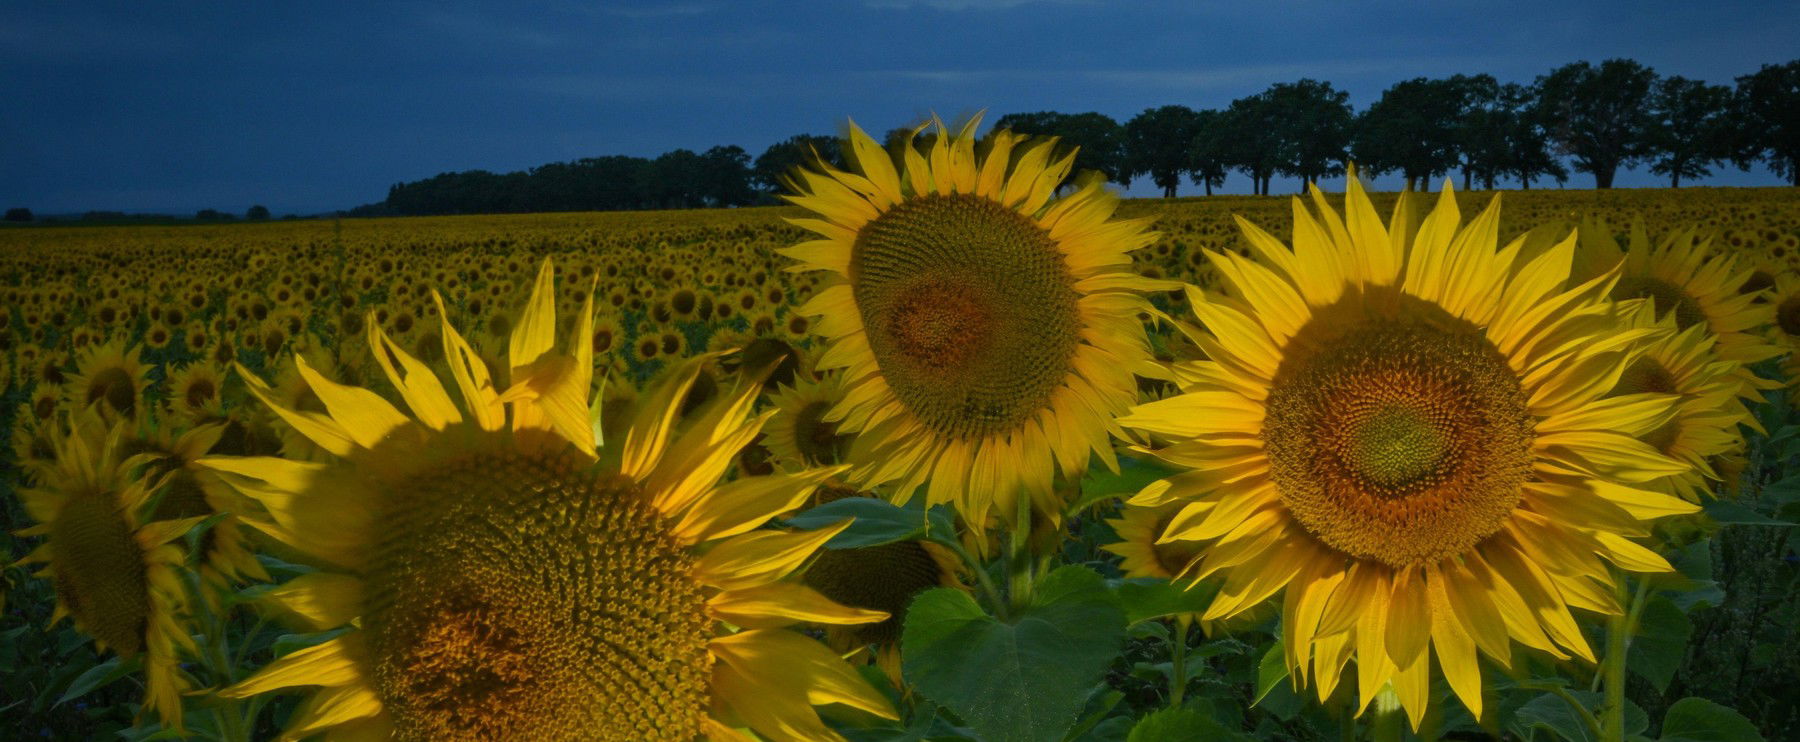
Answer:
[13,409,200,730]
[1608,299,1757,501]
[127,422,269,589]
[1764,271,1800,388]
[765,373,853,469]
[1118,180,1700,727]
[63,338,152,423]
[800,484,964,684]
[782,116,1160,527]
[164,362,228,425]
[201,260,896,741]
[1103,502,1204,582]
[1575,217,1782,407]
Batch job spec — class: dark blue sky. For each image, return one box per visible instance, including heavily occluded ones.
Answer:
[4,0,1795,215]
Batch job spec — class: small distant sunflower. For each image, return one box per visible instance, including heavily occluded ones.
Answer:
[1119,180,1700,727]
[1103,502,1204,582]
[765,373,854,469]
[164,362,228,425]
[202,260,895,741]
[13,410,200,730]
[64,338,151,423]
[783,116,1160,526]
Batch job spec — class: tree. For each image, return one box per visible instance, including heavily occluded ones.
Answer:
[993,111,1128,186]
[1220,94,1284,195]
[1504,82,1569,189]
[1535,59,1658,188]
[246,204,271,220]
[1733,60,1800,186]
[1352,77,1465,190]
[699,145,754,207]
[1266,79,1353,188]
[1124,106,1204,198]
[195,209,232,221]
[752,134,843,194]
[1646,76,1734,187]
[3,207,31,222]
[1455,74,1512,190]
[1187,109,1230,196]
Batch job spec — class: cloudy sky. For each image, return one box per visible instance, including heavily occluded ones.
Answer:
[3,0,1795,214]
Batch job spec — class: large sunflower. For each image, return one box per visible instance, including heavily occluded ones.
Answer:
[1118,180,1701,727]
[13,409,200,730]
[201,260,896,741]
[783,116,1161,527]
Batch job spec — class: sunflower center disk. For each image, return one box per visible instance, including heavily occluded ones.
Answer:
[803,540,942,646]
[50,490,150,656]
[1613,276,1708,330]
[364,452,710,742]
[1777,295,1800,337]
[1263,297,1534,568]
[852,194,1081,440]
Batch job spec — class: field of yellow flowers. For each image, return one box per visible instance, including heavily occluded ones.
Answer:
[2,154,1798,742]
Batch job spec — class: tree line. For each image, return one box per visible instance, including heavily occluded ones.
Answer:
[350,58,1796,216]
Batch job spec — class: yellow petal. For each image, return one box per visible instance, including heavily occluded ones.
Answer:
[671,466,847,543]
[278,682,384,742]
[367,320,460,431]
[295,354,411,450]
[695,521,854,591]
[221,634,367,697]
[711,629,897,720]
[708,582,888,629]
[264,572,364,632]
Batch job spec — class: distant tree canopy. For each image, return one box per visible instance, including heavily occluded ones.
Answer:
[1735,61,1800,186]
[246,204,271,221]
[359,57,1792,216]
[3,208,31,222]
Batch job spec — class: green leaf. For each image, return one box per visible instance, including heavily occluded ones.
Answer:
[56,656,139,706]
[902,566,1128,742]
[1254,640,1289,706]
[1110,577,1220,625]
[786,497,929,549]
[1701,500,1794,527]
[1628,596,1692,693]
[1659,697,1763,742]
[1126,708,1232,742]
[1069,456,1178,515]
[1514,692,1597,742]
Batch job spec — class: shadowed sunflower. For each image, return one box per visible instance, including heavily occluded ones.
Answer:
[200,260,896,742]
[63,338,151,423]
[1575,217,1783,409]
[1118,179,1701,728]
[13,409,201,730]
[1607,299,1757,502]
[1764,271,1800,391]
[782,115,1162,527]
[764,373,853,469]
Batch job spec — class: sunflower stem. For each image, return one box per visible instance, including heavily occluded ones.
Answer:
[943,535,1006,617]
[1600,572,1641,742]
[1370,686,1404,742]
[1007,490,1035,614]
[1168,618,1189,707]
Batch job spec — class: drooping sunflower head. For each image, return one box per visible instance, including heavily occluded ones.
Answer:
[13,409,200,730]
[163,362,228,425]
[1118,179,1703,728]
[783,115,1163,526]
[203,259,895,742]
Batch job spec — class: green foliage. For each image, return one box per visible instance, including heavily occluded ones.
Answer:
[903,566,1128,742]
[1659,697,1764,742]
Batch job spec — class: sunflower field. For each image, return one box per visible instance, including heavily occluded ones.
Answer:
[3,122,1799,742]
